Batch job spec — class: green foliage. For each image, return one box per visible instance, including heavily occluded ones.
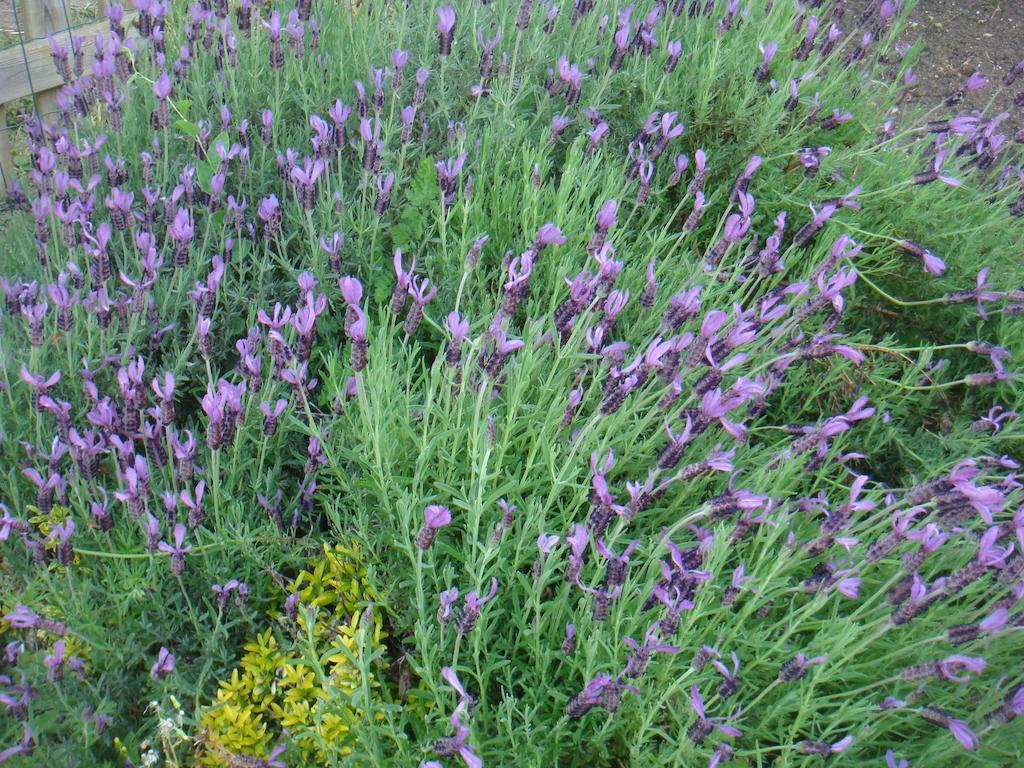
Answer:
[0,0,1022,766]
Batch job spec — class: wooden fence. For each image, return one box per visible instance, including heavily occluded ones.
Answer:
[0,1,128,191]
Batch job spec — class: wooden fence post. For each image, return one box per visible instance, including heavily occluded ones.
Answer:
[21,0,67,120]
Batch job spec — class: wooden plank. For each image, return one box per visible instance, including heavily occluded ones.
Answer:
[0,12,138,106]
[20,0,69,118]
[22,0,67,39]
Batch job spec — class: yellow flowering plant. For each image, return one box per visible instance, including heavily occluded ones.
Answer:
[198,544,387,766]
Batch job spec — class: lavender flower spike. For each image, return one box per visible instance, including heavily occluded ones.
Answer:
[455,577,498,635]
[533,222,567,253]
[432,702,481,768]
[349,306,369,371]
[416,504,452,550]
[405,277,437,337]
[595,537,639,587]
[755,42,778,81]
[566,673,639,717]
[437,6,457,56]
[687,684,742,744]
[438,587,460,624]
[779,652,828,681]
[441,666,475,708]
[150,646,175,680]
[800,736,854,756]
[622,623,679,678]
[391,248,416,314]
[444,311,471,368]
[157,523,192,576]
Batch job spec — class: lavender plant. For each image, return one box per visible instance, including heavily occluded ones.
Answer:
[0,0,1023,765]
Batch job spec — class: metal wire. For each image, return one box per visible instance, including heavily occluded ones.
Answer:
[1,1,103,202]
[9,0,43,120]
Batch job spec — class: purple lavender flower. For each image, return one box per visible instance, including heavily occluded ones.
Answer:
[432,703,481,767]
[549,114,572,143]
[390,248,416,315]
[944,267,1000,321]
[438,587,460,624]
[375,172,395,214]
[537,533,560,554]
[263,11,286,67]
[711,651,742,697]
[44,520,74,566]
[610,19,631,70]
[167,207,195,267]
[594,538,639,587]
[720,564,753,606]
[516,0,534,30]
[455,577,498,635]
[150,647,175,680]
[436,153,468,212]
[290,156,325,210]
[553,622,574,656]
[389,49,410,92]
[622,623,679,678]
[181,480,206,528]
[563,523,589,583]
[965,71,988,92]
[405,278,437,337]
[348,306,368,371]
[440,666,475,710]
[413,67,431,106]
[755,42,778,81]
[665,39,682,73]
[0,725,32,762]
[779,652,828,682]
[576,577,622,621]
[158,523,191,576]
[19,366,61,412]
[44,639,84,681]
[586,121,609,155]
[0,507,32,542]
[919,707,980,750]
[533,222,567,253]
[687,684,742,744]
[800,736,854,756]
[22,301,48,348]
[5,605,67,635]
[151,71,172,127]
[151,372,176,424]
[566,673,639,718]
[481,323,524,378]
[416,505,452,550]
[436,6,457,56]
[898,240,945,276]
[584,200,617,257]
[439,311,470,370]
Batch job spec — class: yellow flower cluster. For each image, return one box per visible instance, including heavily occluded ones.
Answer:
[198,544,386,765]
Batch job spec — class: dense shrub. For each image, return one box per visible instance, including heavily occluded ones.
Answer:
[1,0,1023,765]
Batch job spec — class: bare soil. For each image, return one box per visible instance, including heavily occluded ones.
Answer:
[850,0,1024,131]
